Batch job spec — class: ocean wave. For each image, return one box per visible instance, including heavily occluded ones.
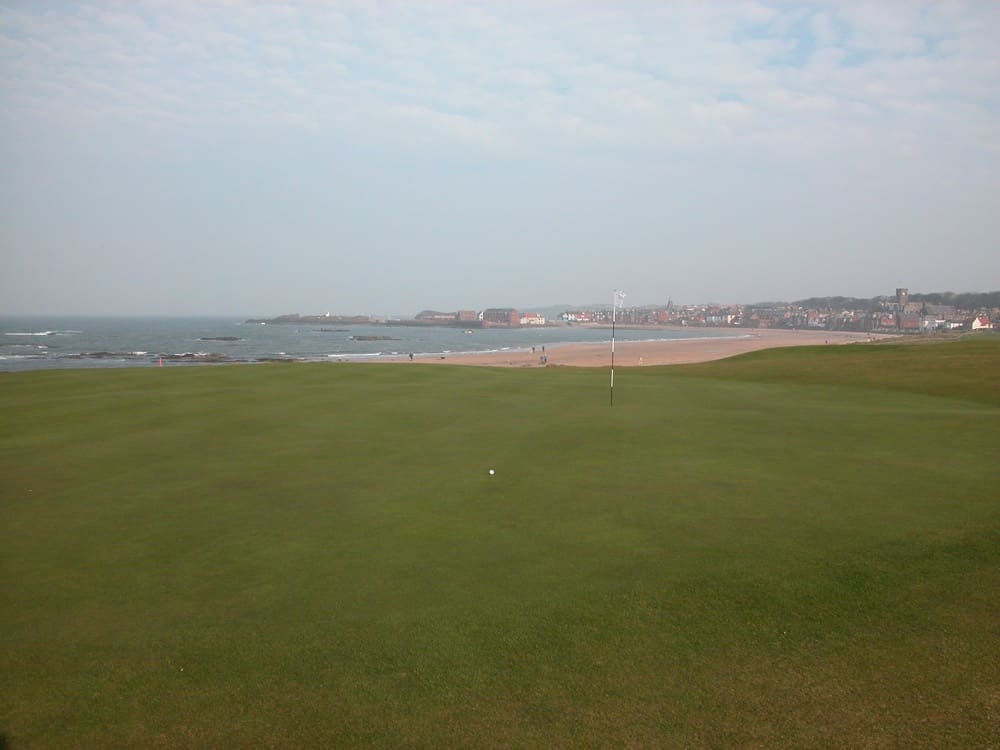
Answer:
[55,350,235,363]
[4,330,79,336]
[60,351,145,360]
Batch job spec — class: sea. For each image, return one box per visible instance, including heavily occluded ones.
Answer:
[0,316,745,372]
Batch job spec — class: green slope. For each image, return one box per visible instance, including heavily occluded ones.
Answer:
[664,334,1000,405]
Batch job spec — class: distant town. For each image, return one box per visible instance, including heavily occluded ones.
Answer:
[247,288,999,334]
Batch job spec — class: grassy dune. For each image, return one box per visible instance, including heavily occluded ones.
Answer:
[2,338,998,747]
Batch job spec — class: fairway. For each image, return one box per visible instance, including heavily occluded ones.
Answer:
[2,338,999,748]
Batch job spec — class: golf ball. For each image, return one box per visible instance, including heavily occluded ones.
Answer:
[488,469,495,475]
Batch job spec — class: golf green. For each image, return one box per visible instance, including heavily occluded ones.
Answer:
[2,337,998,747]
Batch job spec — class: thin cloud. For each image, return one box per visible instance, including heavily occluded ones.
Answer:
[2,1,996,156]
[1,1,998,314]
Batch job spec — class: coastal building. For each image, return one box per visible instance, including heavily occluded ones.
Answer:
[559,311,594,323]
[899,312,921,331]
[520,312,546,326]
[875,314,895,331]
[482,308,520,328]
[921,316,945,332]
[415,310,458,323]
[925,304,957,318]
[705,310,737,326]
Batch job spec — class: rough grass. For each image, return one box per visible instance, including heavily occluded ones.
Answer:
[2,337,998,748]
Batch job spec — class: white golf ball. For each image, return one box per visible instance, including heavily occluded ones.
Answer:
[488,469,495,476]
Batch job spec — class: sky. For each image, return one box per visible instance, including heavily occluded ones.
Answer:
[1,1,998,317]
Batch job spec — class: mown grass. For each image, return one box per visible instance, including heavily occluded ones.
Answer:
[669,332,1000,406]
[2,337,998,748]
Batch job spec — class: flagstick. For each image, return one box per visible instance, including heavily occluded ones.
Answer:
[610,292,616,407]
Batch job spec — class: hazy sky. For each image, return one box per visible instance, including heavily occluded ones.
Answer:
[1,1,998,316]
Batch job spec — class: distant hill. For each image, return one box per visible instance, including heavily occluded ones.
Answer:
[906,291,1000,309]
[754,291,1000,311]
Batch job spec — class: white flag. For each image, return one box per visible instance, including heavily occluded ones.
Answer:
[614,290,626,309]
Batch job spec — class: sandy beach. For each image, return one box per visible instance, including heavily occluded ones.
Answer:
[412,329,883,368]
